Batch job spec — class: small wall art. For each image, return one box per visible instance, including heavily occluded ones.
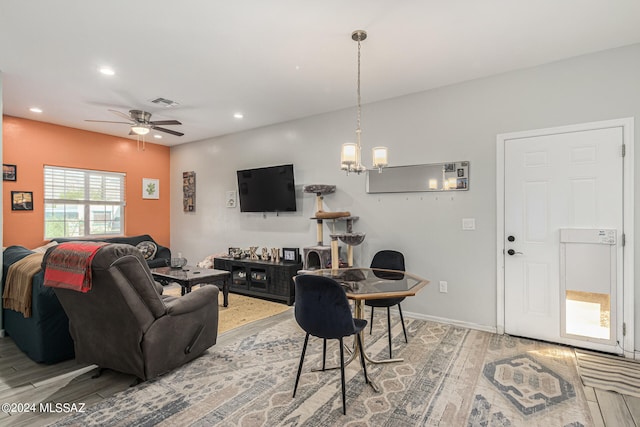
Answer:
[142,178,159,199]
[183,171,196,212]
[3,164,16,181]
[11,191,33,211]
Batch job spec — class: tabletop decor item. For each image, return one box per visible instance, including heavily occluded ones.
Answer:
[170,253,188,268]
[282,248,299,263]
[270,248,281,263]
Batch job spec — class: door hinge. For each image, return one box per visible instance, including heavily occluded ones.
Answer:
[623,323,626,336]
[622,233,626,247]
[622,144,626,157]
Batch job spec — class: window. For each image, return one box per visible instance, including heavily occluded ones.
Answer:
[44,166,125,239]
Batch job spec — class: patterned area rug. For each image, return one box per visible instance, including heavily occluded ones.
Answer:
[51,316,592,426]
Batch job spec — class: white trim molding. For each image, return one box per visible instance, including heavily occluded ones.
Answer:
[405,310,498,334]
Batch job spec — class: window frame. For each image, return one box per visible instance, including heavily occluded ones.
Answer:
[43,165,126,239]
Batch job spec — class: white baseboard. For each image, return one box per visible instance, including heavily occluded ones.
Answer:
[402,310,497,334]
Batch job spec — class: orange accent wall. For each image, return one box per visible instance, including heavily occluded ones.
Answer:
[2,116,170,249]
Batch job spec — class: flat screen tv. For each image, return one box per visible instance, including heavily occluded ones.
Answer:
[236,164,297,212]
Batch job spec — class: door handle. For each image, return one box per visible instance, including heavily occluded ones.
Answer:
[507,249,523,256]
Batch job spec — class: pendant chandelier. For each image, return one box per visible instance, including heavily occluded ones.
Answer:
[340,30,388,175]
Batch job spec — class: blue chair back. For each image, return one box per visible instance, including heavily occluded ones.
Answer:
[294,274,358,340]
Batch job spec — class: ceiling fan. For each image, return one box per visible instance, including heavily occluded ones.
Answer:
[86,109,184,137]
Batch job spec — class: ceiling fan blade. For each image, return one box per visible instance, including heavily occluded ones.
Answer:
[150,120,182,126]
[152,126,184,136]
[85,120,132,124]
[108,109,133,121]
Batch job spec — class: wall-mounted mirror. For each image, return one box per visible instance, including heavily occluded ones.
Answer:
[366,161,469,193]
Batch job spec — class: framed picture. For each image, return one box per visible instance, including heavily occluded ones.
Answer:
[11,191,33,211]
[183,171,196,212]
[142,178,159,199]
[282,247,300,263]
[3,164,17,181]
[228,247,240,257]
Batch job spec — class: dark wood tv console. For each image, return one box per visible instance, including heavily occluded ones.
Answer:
[213,257,302,305]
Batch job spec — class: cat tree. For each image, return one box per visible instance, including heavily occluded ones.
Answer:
[302,184,365,269]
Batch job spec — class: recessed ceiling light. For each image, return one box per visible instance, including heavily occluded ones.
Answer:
[153,134,162,139]
[99,67,115,76]
[234,113,244,119]
[29,107,43,113]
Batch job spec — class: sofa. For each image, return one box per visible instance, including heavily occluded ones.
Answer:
[52,234,171,268]
[2,245,74,364]
[2,235,171,364]
[45,244,219,381]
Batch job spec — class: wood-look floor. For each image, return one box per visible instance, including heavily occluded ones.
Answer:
[1,314,639,426]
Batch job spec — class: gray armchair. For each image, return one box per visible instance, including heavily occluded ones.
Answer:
[43,243,219,381]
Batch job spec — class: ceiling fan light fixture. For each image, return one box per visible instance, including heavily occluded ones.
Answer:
[99,67,115,76]
[131,125,150,135]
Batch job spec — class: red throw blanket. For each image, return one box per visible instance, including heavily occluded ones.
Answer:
[44,242,108,292]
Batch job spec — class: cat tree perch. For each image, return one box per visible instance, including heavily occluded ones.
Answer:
[303,184,365,269]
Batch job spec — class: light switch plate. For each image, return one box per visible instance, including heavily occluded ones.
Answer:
[462,218,476,230]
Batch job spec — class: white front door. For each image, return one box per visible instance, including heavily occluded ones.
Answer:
[500,120,630,354]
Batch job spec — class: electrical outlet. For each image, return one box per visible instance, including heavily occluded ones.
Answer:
[439,281,448,293]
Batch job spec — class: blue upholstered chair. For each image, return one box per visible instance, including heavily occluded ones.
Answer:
[365,250,408,358]
[292,274,369,415]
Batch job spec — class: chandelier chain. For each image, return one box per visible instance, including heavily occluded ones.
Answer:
[356,35,362,143]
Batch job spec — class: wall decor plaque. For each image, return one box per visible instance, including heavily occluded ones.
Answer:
[183,171,196,212]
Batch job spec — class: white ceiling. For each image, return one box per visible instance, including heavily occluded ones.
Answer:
[2,1,640,146]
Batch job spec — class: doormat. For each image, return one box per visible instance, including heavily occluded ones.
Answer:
[576,350,640,398]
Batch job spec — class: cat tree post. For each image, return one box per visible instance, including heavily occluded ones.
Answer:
[316,193,324,245]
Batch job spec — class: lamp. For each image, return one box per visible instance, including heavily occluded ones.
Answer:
[340,30,388,175]
[131,124,151,151]
[131,125,150,136]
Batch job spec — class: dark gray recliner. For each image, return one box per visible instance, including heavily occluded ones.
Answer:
[43,243,219,381]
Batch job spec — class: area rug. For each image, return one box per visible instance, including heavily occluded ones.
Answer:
[51,315,592,426]
[163,285,290,333]
[576,349,640,398]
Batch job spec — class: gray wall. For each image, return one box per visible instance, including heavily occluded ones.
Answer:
[171,44,640,340]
